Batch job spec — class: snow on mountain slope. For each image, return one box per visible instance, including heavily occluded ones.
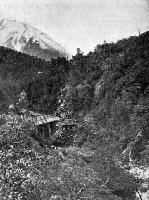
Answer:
[0,19,69,60]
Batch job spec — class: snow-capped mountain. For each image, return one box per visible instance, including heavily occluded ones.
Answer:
[0,19,69,60]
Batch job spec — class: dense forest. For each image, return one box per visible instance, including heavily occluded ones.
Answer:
[0,31,149,200]
[0,46,69,113]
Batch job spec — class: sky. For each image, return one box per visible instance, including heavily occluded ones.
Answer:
[0,0,149,55]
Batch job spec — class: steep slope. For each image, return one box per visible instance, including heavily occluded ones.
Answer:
[0,19,69,60]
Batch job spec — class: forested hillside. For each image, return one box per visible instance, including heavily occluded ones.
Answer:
[58,30,149,199]
[65,31,149,141]
[0,46,69,113]
[0,31,149,200]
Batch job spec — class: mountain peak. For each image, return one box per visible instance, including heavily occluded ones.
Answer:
[0,19,69,60]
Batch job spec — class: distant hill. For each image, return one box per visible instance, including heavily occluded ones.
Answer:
[0,19,69,61]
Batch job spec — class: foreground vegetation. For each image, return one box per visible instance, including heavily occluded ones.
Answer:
[0,114,139,200]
